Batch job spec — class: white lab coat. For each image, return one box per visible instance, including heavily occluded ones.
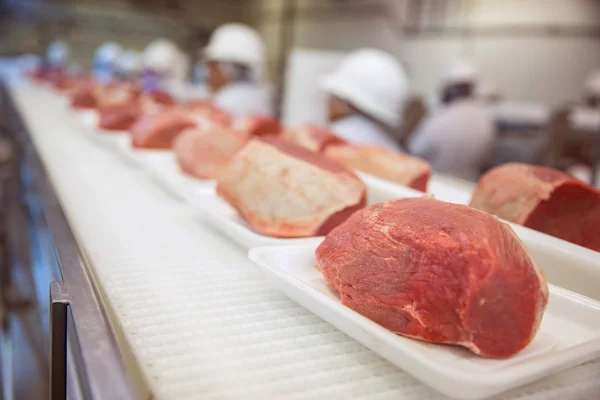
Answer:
[330,115,403,152]
[213,82,274,116]
[408,99,495,181]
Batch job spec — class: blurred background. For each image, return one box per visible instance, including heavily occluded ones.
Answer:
[1,0,599,100]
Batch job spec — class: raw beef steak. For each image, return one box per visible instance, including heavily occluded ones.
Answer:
[470,163,600,251]
[316,197,548,358]
[325,144,431,191]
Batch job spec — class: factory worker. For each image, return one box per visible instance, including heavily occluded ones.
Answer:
[93,42,122,82]
[407,59,495,181]
[142,38,184,91]
[46,40,70,67]
[115,50,142,81]
[204,23,274,116]
[321,48,407,152]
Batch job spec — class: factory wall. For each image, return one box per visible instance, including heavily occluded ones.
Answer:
[250,0,600,107]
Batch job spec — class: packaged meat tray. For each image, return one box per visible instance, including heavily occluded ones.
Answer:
[248,242,600,400]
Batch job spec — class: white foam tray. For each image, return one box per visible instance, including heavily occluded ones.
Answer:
[248,243,600,400]
[185,173,421,249]
[135,152,215,200]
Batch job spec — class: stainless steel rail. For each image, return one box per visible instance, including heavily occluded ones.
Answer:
[1,83,138,400]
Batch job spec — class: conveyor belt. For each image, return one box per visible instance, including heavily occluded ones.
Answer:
[9,82,600,400]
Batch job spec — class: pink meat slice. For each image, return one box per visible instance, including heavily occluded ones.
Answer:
[130,102,233,149]
[216,137,367,238]
[174,126,249,180]
[283,124,347,152]
[325,144,431,191]
[316,197,548,358]
[470,163,600,251]
[130,107,196,149]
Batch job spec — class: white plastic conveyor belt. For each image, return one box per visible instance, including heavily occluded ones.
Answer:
[8,82,600,400]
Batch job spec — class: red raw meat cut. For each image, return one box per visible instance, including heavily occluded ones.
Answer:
[97,90,174,131]
[71,82,99,109]
[174,126,249,180]
[130,102,232,149]
[233,115,283,137]
[325,144,431,191]
[216,137,367,237]
[98,102,141,131]
[283,124,346,152]
[316,197,548,358]
[470,163,600,251]
[131,107,196,149]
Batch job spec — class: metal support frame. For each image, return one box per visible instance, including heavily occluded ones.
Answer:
[50,281,68,400]
[1,84,137,400]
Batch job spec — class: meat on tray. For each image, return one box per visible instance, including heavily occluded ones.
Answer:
[316,197,548,358]
[129,102,233,149]
[130,107,196,149]
[283,124,347,152]
[174,126,249,180]
[470,163,600,252]
[216,137,367,238]
[98,91,173,131]
[325,144,431,191]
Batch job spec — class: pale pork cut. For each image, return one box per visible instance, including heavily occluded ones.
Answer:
[174,126,249,180]
[470,163,600,251]
[216,138,367,237]
[316,197,548,358]
[283,124,346,152]
[325,144,431,191]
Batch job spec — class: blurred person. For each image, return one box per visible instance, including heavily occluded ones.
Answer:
[46,40,70,68]
[115,50,142,82]
[93,42,122,82]
[142,38,184,91]
[321,48,408,152]
[407,59,495,181]
[204,23,274,116]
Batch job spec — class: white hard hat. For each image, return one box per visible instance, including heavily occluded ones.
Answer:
[143,39,181,74]
[204,23,265,68]
[95,42,122,65]
[585,70,600,96]
[322,48,409,127]
[444,58,478,84]
[116,50,142,74]
[47,40,70,65]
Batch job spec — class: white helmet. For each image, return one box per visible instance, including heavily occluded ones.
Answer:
[116,50,142,75]
[444,58,478,84]
[322,48,409,127]
[204,23,265,72]
[143,39,181,74]
[47,40,70,66]
[585,69,600,96]
[95,42,122,65]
